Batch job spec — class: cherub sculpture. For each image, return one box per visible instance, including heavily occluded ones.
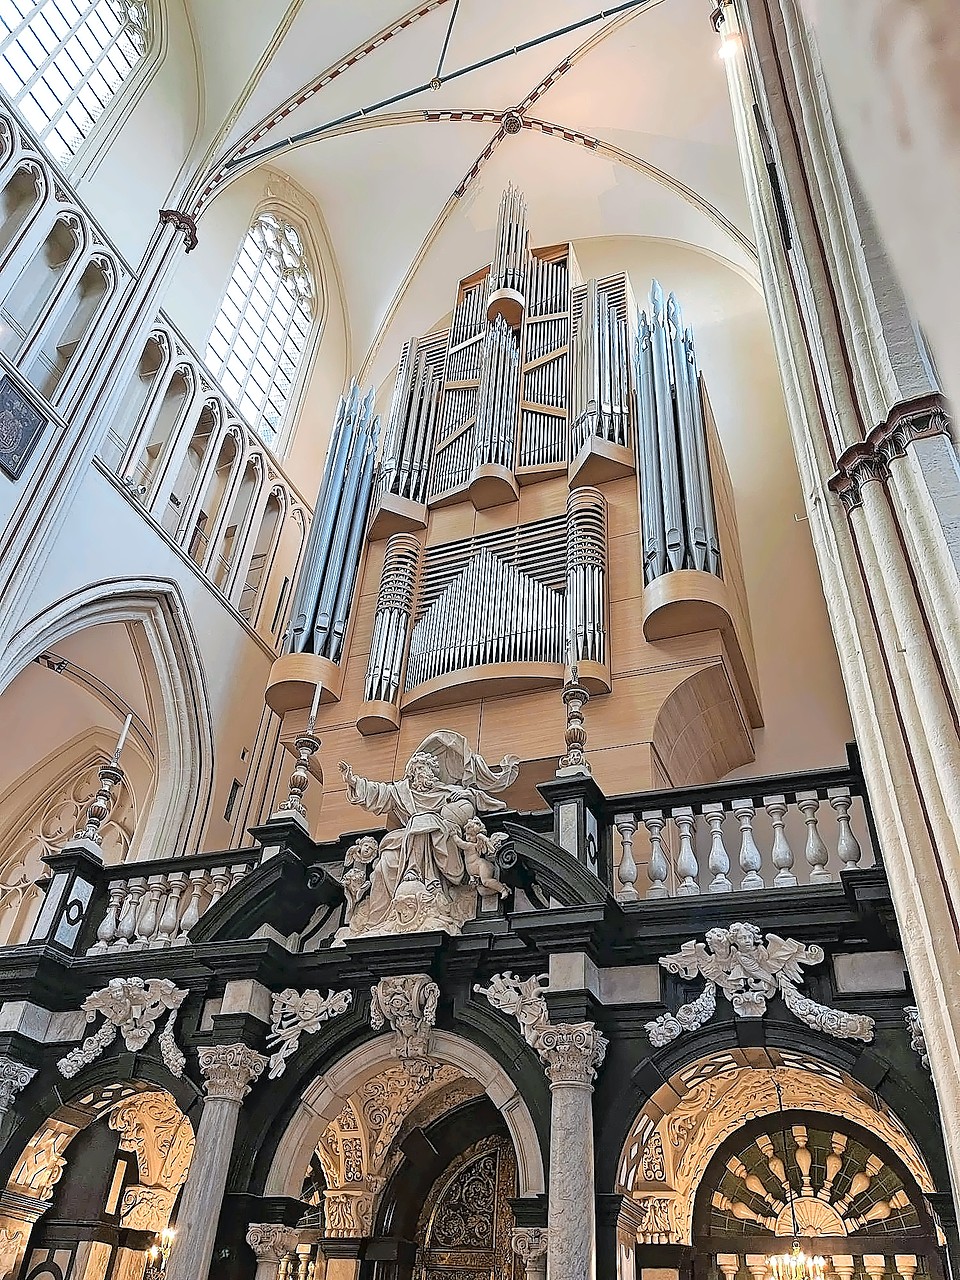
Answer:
[452,817,510,899]
[340,835,379,923]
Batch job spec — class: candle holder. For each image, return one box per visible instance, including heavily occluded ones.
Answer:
[144,1228,175,1280]
[276,731,322,822]
[75,761,125,845]
[557,665,591,776]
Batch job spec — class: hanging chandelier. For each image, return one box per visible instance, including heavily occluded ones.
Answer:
[766,1082,826,1280]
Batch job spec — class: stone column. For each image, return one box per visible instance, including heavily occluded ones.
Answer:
[512,1227,549,1280]
[165,1044,267,1280]
[246,1224,300,1280]
[535,1024,606,1280]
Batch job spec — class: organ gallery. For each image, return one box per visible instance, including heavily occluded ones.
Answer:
[0,6,956,1280]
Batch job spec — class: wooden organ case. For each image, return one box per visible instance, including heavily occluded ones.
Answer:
[266,186,762,828]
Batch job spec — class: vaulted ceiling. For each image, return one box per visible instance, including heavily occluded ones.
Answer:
[183,0,755,387]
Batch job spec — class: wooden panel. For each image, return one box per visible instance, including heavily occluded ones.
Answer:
[518,475,567,523]
[424,501,476,546]
[608,532,644,603]
[601,475,640,538]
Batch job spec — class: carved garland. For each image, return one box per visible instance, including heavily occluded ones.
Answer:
[57,978,187,1078]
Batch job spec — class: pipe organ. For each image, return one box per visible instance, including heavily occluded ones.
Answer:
[267,183,761,802]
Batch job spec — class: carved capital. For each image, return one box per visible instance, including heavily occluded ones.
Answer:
[370,975,439,1066]
[198,1043,267,1102]
[534,1022,607,1085]
[0,1057,36,1115]
[159,207,198,252]
[246,1223,300,1263]
[511,1226,550,1262]
[829,394,950,513]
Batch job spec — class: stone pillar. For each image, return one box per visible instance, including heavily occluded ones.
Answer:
[165,1044,267,1280]
[718,0,960,1198]
[535,1024,605,1280]
[512,1227,549,1280]
[246,1224,300,1280]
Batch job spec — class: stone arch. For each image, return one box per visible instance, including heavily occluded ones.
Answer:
[0,578,214,858]
[613,1048,936,1250]
[264,1029,546,1202]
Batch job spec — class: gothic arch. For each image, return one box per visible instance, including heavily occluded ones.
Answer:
[263,1029,546,1201]
[0,578,214,858]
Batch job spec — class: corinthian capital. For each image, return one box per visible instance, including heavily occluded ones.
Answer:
[0,1056,36,1115]
[199,1043,267,1102]
[246,1223,299,1263]
[534,1023,607,1085]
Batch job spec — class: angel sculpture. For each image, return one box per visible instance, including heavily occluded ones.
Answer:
[340,834,379,923]
[453,817,510,899]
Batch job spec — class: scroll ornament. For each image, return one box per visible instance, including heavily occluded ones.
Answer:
[0,1056,37,1115]
[645,923,874,1048]
[57,977,187,1078]
[266,987,353,1079]
[474,971,607,1084]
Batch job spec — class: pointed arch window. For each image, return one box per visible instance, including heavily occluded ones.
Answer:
[0,1,151,162]
[204,211,316,453]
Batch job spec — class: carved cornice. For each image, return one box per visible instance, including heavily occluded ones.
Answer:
[829,394,950,513]
[198,1043,267,1102]
[0,1058,36,1115]
[905,1005,930,1071]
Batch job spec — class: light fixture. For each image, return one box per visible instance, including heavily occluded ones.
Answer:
[718,32,742,60]
[144,1227,175,1280]
[766,1082,826,1280]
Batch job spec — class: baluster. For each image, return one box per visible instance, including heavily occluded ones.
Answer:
[208,865,232,908]
[829,788,863,870]
[115,876,147,947]
[133,874,166,946]
[862,1257,886,1280]
[673,806,699,896]
[641,811,669,899]
[764,794,796,887]
[797,791,831,883]
[156,870,188,946]
[732,799,764,890]
[832,1257,855,1280]
[703,802,731,893]
[296,1245,312,1280]
[614,813,639,902]
[175,869,208,942]
[894,1256,917,1280]
[90,880,127,953]
[717,1256,740,1280]
[229,860,249,890]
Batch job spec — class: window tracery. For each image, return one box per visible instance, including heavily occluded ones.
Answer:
[204,211,315,452]
[0,1,151,163]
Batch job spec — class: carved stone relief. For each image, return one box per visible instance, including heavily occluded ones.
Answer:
[0,1057,36,1115]
[246,1223,300,1265]
[645,924,875,1047]
[475,972,607,1085]
[108,1091,194,1190]
[905,1006,930,1070]
[57,977,187,1078]
[266,987,353,1078]
[198,1043,268,1102]
[335,731,518,940]
[370,975,439,1069]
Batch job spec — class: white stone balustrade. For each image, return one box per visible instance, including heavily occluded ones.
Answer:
[612,782,870,900]
[88,855,259,953]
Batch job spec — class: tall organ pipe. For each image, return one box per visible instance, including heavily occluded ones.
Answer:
[363,533,421,705]
[566,487,607,667]
[634,281,721,584]
[285,382,380,660]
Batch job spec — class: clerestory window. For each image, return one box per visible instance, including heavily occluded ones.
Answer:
[0,0,151,163]
[204,211,316,454]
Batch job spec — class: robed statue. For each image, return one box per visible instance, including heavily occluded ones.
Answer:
[334,731,519,941]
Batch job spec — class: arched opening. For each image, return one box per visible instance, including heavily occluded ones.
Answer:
[0,215,83,357]
[214,455,260,591]
[184,430,240,567]
[0,1081,194,1280]
[160,400,220,538]
[614,1050,943,1280]
[237,487,284,623]
[29,254,114,400]
[264,1031,545,1279]
[100,332,172,474]
[0,582,214,894]
[0,161,46,268]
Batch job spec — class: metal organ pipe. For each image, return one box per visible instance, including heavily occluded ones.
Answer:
[363,533,421,705]
[474,314,519,472]
[490,183,528,296]
[634,280,721,584]
[566,487,607,668]
[286,383,379,659]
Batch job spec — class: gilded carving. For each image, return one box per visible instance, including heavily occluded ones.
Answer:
[108,1090,194,1189]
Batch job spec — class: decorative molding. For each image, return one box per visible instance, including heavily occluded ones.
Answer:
[475,971,607,1085]
[246,1223,300,1264]
[0,1057,36,1115]
[829,394,950,512]
[370,975,439,1068]
[57,978,187,1078]
[198,1043,267,1102]
[266,987,353,1078]
[158,207,198,253]
[108,1091,194,1189]
[645,923,875,1047]
[905,1005,930,1070]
